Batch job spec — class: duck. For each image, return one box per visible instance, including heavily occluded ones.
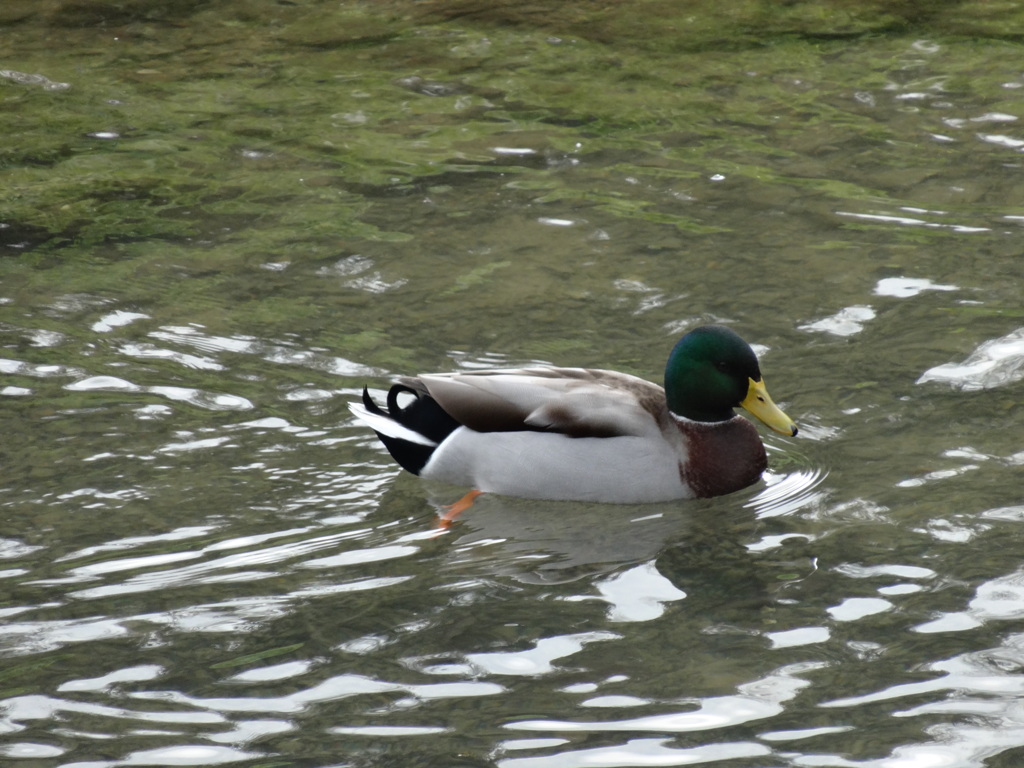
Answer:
[348,324,797,506]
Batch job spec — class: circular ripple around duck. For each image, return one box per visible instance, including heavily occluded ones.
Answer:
[746,457,829,519]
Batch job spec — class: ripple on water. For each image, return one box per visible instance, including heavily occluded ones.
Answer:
[91,310,149,333]
[129,673,505,714]
[465,632,619,677]
[819,634,1024,765]
[746,465,829,520]
[917,327,1024,390]
[506,662,824,733]
[497,739,771,768]
[147,324,384,377]
[59,373,254,411]
[0,68,71,90]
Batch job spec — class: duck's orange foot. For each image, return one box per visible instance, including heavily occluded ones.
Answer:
[436,489,483,529]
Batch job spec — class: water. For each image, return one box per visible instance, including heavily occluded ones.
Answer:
[1,1,1023,766]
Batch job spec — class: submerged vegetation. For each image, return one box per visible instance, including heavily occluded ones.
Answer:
[0,0,1021,347]
[2,0,1023,257]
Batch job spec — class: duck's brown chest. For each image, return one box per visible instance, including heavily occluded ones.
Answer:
[677,418,768,499]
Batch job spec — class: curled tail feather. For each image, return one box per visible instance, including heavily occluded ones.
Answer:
[351,386,461,475]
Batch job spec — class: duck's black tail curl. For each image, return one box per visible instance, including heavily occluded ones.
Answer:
[362,385,461,475]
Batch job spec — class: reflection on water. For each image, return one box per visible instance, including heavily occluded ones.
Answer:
[436,493,693,580]
[1,2,1023,767]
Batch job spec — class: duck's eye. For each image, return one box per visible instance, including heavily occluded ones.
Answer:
[715,361,729,372]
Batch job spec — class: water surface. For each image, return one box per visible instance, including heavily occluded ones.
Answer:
[1,1,1023,766]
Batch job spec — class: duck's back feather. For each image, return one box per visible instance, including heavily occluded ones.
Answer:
[401,367,668,439]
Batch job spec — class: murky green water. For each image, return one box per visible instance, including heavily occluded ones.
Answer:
[2,1,1023,766]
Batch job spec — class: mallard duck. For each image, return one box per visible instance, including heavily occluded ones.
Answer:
[349,325,796,504]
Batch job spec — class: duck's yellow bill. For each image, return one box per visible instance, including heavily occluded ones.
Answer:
[741,377,798,436]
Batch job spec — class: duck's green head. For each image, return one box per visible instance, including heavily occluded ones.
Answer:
[665,325,797,436]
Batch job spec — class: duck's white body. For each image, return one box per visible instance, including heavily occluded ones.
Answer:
[422,426,693,502]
